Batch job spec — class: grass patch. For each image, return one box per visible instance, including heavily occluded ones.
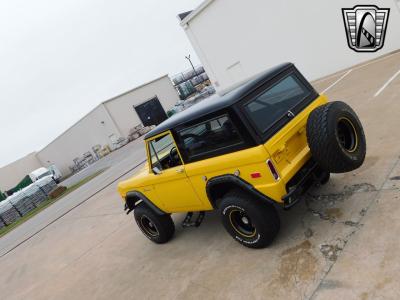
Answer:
[0,169,106,238]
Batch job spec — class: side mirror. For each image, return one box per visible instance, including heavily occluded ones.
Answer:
[152,167,162,175]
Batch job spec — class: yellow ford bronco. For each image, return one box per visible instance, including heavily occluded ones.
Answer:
[118,63,366,248]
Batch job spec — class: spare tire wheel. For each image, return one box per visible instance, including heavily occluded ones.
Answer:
[306,101,366,173]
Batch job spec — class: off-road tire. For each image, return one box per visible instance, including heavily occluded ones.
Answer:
[219,190,280,249]
[134,202,175,244]
[307,101,366,173]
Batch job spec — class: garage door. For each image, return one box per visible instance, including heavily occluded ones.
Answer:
[134,97,168,126]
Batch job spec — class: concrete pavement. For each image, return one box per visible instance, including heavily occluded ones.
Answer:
[0,137,146,257]
[1,51,400,299]
[60,138,146,189]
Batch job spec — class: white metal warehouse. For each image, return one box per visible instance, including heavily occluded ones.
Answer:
[180,0,400,95]
[0,75,180,189]
[0,153,43,192]
[37,75,179,174]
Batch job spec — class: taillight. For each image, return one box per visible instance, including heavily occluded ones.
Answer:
[250,172,262,179]
[266,159,280,181]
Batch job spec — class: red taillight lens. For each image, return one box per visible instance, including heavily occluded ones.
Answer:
[250,172,262,178]
[267,159,280,181]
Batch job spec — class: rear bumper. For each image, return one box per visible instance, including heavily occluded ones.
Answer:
[281,159,321,209]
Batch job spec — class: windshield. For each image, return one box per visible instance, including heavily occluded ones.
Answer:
[37,171,52,180]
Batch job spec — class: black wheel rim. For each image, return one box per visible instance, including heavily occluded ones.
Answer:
[229,209,256,238]
[140,215,159,237]
[337,117,358,153]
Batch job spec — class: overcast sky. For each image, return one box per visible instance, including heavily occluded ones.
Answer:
[0,0,202,168]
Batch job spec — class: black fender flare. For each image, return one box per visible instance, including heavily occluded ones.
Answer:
[125,191,166,215]
[206,174,276,209]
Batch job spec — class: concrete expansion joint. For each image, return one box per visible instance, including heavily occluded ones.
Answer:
[308,155,400,300]
[66,212,125,221]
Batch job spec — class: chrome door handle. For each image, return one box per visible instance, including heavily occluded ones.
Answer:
[176,168,184,174]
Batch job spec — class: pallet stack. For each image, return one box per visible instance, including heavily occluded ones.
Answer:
[0,177,59,228]
[0,214,6,229]
[8,192,36,216]
[34,177,57,196]
[0,200,21,225]
[24,185,47,207]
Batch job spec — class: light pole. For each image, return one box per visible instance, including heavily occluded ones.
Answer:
[185,54,199,97]
[185,54,197,76]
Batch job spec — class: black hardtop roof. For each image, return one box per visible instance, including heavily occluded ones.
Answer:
[145,62,293,139]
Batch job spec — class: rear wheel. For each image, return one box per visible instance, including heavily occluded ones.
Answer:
[307,101,366,173]
[219,191,280,249]
[134,202,175,244]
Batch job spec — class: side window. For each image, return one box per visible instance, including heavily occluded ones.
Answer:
[148,133,182,171]
[178,115,244,161]
[243,74,310,133]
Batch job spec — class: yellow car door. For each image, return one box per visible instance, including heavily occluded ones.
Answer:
[146,131,203,212]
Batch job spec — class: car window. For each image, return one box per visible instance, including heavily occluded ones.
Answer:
[37,171,52,180]
[148,133,182,171]
[244,74,310,133]
[178,115,244,161]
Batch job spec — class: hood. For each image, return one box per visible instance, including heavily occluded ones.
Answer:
[30,167,50,178]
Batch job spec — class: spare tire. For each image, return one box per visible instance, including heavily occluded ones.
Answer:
[306,101,366,173]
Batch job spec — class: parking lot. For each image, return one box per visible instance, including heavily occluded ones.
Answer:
[1,52,400,300]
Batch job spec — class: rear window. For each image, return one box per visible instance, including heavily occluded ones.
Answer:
[243,74,310,133]
[177,115,245,161]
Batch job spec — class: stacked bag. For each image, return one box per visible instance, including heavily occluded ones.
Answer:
[0,200,20,226]
[0,176,59,228]
[34,176,57,195]
[8,191,37,216]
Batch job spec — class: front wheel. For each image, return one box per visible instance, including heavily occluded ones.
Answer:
[134,202,175,244]
[219,191,280,249]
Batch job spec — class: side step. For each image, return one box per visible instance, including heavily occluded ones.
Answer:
[182,212,205,228]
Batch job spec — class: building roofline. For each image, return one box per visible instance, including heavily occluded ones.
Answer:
[177,11,193,21]
[102,74,169,104]
[0,152,38,169]
[37,74,170,153]
[179,0,215,26]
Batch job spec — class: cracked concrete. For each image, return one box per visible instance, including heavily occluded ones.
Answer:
[319,243,343,262]
[305,182,376,224]
[0,52,399,299]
